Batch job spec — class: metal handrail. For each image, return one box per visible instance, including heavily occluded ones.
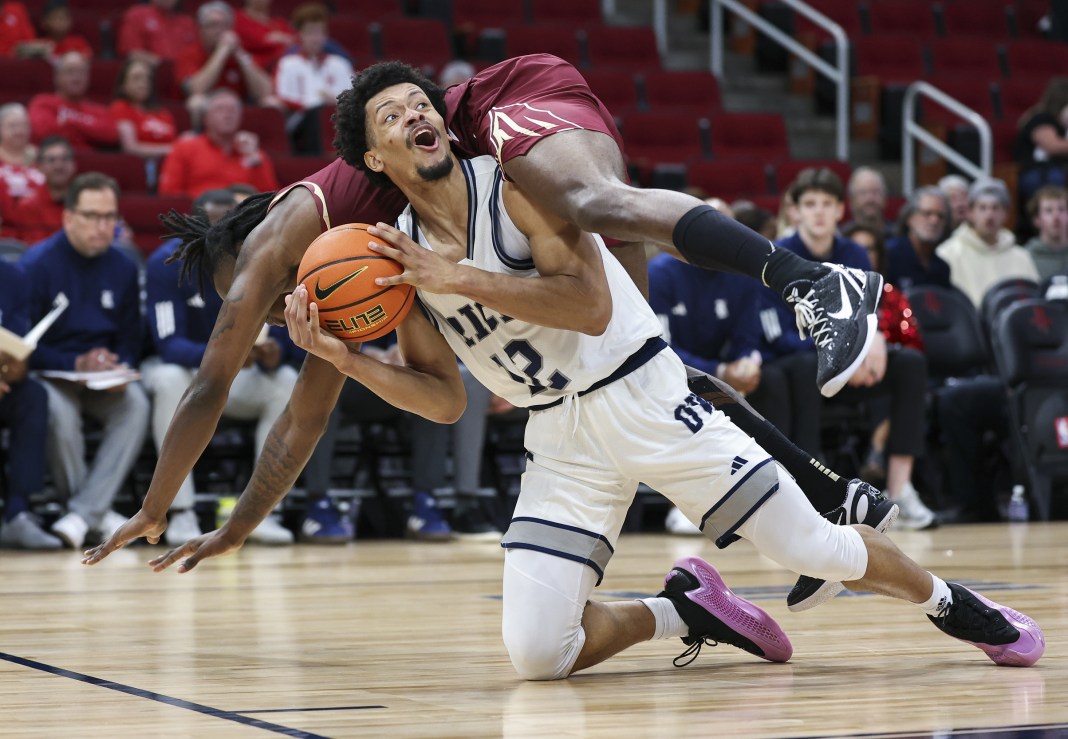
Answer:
[691,0,850,161]
[902,81,993,194]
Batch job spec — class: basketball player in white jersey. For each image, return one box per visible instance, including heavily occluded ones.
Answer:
[150,63,1043,677]
[280,65,1042,677]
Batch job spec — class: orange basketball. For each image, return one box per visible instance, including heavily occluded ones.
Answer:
[296,223,414,343]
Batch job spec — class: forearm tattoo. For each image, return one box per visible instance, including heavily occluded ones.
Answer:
[229,421,302,530]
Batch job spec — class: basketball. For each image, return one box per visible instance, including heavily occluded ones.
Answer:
[296,223,414,343]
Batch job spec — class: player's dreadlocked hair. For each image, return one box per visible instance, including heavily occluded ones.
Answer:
[333,61,447,190]
[160,190,277,293]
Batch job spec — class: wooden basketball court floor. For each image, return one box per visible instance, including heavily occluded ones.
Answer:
[0,522,1065,738]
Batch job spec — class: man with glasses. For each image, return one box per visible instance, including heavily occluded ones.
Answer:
[1,136,77,245]
[885,186,953,292]
[18,172,150,549]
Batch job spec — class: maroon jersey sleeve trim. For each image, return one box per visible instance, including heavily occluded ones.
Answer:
[268,181,331,232]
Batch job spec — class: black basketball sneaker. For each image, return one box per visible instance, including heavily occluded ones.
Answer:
[783,265,883,398]
[786,479,899,612]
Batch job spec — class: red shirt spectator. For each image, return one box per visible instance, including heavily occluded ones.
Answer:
[1,136,74,243]
[110,58,177,160]
[177,2,275,109]
[28,53,118,150]
[176,42,249,101]
[118,0,198,65]
[158,90,277,197]
[234,1,294,71]
[0,2,34,57]
[110,100,176,145]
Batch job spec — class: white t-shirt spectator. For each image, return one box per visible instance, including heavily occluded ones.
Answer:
[275,52,353,111]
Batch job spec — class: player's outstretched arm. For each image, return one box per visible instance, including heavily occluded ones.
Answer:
[148,352,346,573]
[83,190,324,565]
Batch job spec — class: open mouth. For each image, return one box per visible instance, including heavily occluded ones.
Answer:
[410,123,439,151]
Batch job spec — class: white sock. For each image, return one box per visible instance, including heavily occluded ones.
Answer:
[640,597,689,640]
[918,574,954,617]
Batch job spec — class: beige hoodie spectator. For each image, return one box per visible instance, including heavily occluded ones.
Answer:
[936,178,1039,307]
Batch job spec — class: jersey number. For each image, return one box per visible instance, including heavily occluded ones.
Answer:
[490,340,571,396]
[675,393,715,433]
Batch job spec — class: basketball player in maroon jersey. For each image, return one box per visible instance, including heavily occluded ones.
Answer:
[83,56,887,610]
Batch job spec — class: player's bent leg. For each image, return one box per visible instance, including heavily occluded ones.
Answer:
[501,548,596,681]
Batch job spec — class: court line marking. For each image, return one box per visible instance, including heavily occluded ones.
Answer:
[0,652,333,738]
[236,706,386,714]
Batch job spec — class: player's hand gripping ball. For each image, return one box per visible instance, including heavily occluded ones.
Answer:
[296,223,414,342]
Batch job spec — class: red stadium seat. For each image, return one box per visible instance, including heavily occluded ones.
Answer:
[122,194,193,255]
[272,155,336,188]
[710,113,790,162]
[794,0,863,40]
[88,59,124,103]
[773,159,852,193]
[581,69,638,116]
[1013,0,1051,37]
[687,160,770,201]
[998,77,1048,121]
[329,17,375,63]
[241,106,289,156]
[941,1,1012,39]
[453,0,526,32]
[928,38,1002,79]
[69,11,103,56]
[76,151,152,194]
[854,37,925,83]
[865,0,937,38]
[530,0,602,27]
[640,70,722,116]
[160,100,193,135]
[0,58,53,104]
[1005,40,1068,78]
[619,111,706,167]
[377,17,453,76]
[503,25,582,66]
[585,26,661,72]
[920,77,996,126]
[333,0,404,21]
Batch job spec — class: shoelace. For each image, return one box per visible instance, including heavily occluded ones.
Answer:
[787,288,834,348]
[673,637,718,667]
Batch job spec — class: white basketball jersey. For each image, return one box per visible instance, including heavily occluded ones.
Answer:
[396,156,662,409]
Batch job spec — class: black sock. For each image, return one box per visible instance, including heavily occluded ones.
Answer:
[672,204,774,276]
[687,370,848,513]
[672,205,823,293]
[761,248,826,295]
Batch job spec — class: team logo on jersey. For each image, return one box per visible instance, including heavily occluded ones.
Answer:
[730,456,748,475]
[488,103,582,166]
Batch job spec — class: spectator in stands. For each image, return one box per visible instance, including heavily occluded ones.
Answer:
[144,189,295,546]
[439,60,476,88]
[118,0,198,67]
[28,52,118,151]
[885,186,953,292]
[0,2,35,57]
[844,166,891,234]
[936,178,1040,308]
[235,0,294,72]
[158,89,279,198]
[1024,185,1068,281]
[937,174,970,232]
[19,172,150,550]
[0,103,42,195]
[1,135,74,244]
[1014,77,1068,208]
[774,189,798,239]
[15,0,92,60]
[177,2,277,122]
[0,260,63,549]
[275,3,352,156]
[760,169,935,529]
[843,223,926,486]
[731,199,776,241]
[110,57,177,160]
